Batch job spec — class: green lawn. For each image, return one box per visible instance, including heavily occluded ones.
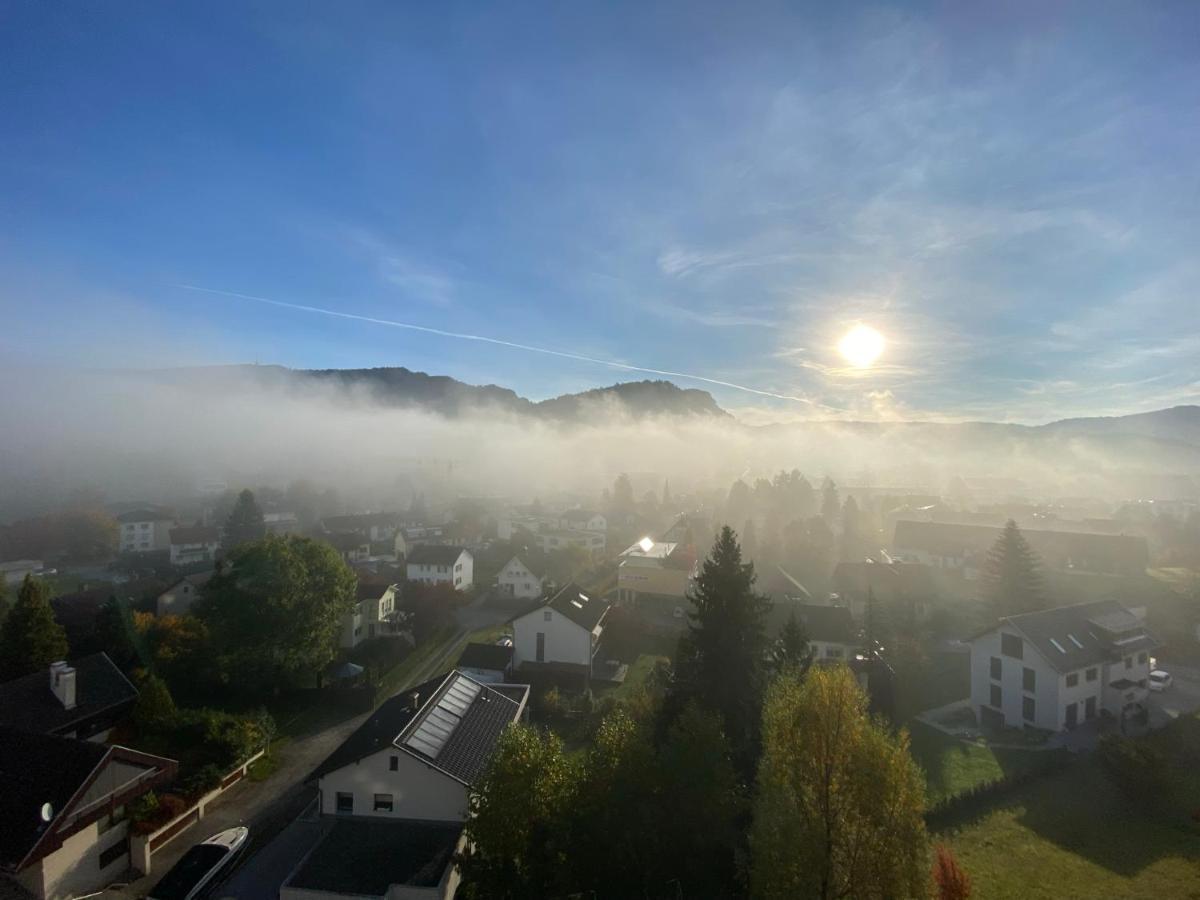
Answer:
[377,626,463,698]
[941,717,1200,899]
[596,653,668,702]
[908,720,1059,805]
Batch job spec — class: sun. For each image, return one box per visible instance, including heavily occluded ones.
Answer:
[838,324,885,368]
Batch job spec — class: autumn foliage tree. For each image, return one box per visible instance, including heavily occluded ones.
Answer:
[933,844,972,900]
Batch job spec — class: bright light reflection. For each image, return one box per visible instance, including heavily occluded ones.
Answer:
[838,324,885,368]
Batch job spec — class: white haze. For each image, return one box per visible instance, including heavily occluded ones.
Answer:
[0,367,1196,521]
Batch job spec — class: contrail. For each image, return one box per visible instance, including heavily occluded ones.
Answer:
[176,284,820,406]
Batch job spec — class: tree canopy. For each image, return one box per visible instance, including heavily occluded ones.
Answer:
[0,575,69,680]
[223,488,266,549]
[981,519,1047,619]
[199,535,356,694]
[751,665,929,900]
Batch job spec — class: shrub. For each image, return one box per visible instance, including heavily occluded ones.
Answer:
[180,763,224,799]
[1098,734,1167,800]
[132,673,178,734]
[933,844,972,899]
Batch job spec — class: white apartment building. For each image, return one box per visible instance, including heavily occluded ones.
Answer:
[406,546,473,591]
[117,510,174,554]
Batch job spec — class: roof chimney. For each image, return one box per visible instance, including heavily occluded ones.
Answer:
[408,691,420,711]
[49,661,76,711]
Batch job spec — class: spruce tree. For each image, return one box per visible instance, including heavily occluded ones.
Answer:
[0,575,69,680]
[982,520,1047,619]
[224,488,266,549]
[771,611,813,676]
[674,525,771,773]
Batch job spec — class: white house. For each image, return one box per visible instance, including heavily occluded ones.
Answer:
[616,539,693,604]
[167,526,220,566]
[558,509,607,533]
[533,528,606,557]
[322,513,403,543]
[406,545,473,591]
[156,572,213,617]
[512,582,610,674]
[0,729,175,900]
[969,600,1161,733]
[340,581,407,649]
[497,554,549,599]
[116,509,174,554]
[792,604,858,663]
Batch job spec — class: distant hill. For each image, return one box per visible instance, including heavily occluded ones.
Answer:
[146,365,731,422]
[1037,405,1200,446]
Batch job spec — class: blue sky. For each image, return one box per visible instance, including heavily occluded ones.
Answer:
[1,1,1197,423]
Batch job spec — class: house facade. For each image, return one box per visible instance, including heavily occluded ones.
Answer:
[615,539,693,604]
[406,546,473,591]
[792,604,858,663]
[969,600,1161,733]
[512,583,610,674]
[117,510,174,554]
[156,572,213,617]
[558,509,607,533]
[496,555,547,599]
[0,729,176,900]
[168,526,220,566]
[340,582,406,649]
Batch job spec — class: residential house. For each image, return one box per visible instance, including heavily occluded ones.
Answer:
[557,509,607,533]
[532,528,606,558]
[892,520,1149,578]
[327,532,373,565]
[395,525,450,561]
[263,511,302,536]
[323,513,404,543]
[969,600,1162,732]
[616,539,694,605]
[0,655,139,742]
[117,509,174,554]
[291,671,529,900]
[512,582,610,675]
[341,581,407,649]
[791,604,859,663]
[496,554,549,599]
[167,525,220,567]
[0,728,176,900]
[406,546,473,591]
[156,571,213,617]
[831,559,937,621]
[456,643,513,684]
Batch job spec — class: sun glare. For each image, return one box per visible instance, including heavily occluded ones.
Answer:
[838,324,885,368]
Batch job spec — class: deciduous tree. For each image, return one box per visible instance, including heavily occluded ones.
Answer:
[751,666,929,900]
[933,844,972,899]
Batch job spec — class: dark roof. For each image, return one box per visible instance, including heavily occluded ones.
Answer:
[792,604,856,643]
[163,571,214,593]
[0,728,108,870]
[286,818,461,895]
[325,532,370,552]
[322,512,402,532]
[491,684,531,705]
[832,560,937,598]
[399,674,521,784]
[116,509,173,523]
[543,582,610,631]
[168,526,219,544]
[892,520,1149,574]
[308,673,449,782]
[356,579,395,601]
[508,553,548,580]
[406,545,468,566]
[0,653,137,737]
[982,600,1163,675]
[456,642,513,672]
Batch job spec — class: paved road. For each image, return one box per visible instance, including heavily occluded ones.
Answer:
[113,595,513,898]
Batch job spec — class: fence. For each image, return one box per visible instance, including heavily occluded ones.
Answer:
[924,752,1071,831]
[130,748,265,874]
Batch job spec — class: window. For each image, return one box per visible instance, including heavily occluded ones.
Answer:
[1137,651,1147,664]
[1086,667,1098,682]
[989,684,1001,708]
[1001,633,1023,659]
[98,837,129,870]
[544,610,552,621]
[389,755,399,771]
[1066,672,1078,688]
[1022,696,1035,722]
[336,792,354,814]
[373,793,394,812]
[1124,656,1132,670]
[990,657,1001,680]
[1022,667,1036,692]
[825,646,843,658]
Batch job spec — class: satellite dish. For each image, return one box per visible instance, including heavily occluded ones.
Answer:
[40,803,53,823]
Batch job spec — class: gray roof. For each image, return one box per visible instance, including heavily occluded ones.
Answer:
[545,582,610,631]
[508,553,548,580]
[0,653,137,737]
[396,671,521,785]
[116,508,173,523]
[457,642,513,672]
[792,604,856,644]
[406,545,468,567]
[985,600,1162,675]
[285,818,461,895]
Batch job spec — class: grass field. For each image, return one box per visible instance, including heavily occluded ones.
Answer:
[596,653,668,702]
[908,720,1058,805]
[939,717,1200,899]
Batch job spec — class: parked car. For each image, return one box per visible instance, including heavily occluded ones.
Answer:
[146,826,249,900]
[1149,670,1173,692]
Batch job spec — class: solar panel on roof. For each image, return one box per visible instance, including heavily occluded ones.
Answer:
[403,675,481,759]
[1068,634,1084,649]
